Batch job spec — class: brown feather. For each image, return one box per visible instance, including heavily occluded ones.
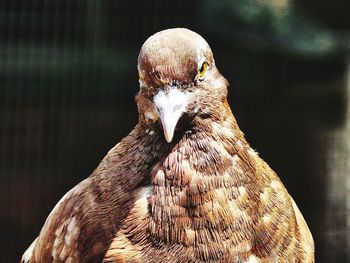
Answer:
[21,28,314,263]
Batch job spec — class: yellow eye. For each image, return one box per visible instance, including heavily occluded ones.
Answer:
[198,62,207,79]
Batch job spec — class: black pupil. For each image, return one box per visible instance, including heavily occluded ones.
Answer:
[200,63,205,73]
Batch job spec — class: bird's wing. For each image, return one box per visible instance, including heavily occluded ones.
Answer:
[21,238,37,263]
[21,125,158,263]
[21,179,85,262]
[291,198,315,262]
[22,173,139,263]
[248,155,314,262]
[20,143,149,262]
[21,179,102,262]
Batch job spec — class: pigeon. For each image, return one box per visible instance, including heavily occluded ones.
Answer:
[21,28,314,263]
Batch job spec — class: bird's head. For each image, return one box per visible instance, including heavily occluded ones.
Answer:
[136,28,228,143]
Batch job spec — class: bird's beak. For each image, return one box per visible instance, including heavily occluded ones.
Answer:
[154,89,188,143]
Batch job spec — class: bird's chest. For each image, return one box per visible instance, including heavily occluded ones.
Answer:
[104,183,260,262]
[104,140,280,262]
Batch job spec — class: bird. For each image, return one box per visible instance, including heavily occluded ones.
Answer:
[21,28,314,263]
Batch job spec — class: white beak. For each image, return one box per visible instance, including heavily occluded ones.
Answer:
[154,89,188,143]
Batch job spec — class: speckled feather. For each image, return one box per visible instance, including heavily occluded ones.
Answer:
[21,28,314,263]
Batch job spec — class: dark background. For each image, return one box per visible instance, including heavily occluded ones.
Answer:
[1,0,350,262]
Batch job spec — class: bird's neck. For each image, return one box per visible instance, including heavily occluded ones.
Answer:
[148,103,260,248]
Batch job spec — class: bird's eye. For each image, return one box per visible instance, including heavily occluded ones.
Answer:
[198,62,208,79]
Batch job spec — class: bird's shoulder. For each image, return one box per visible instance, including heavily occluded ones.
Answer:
[23,140,148,262]
[251,155,314,261]
[30,179,94,262]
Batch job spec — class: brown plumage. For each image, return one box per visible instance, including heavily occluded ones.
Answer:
[21,28,314,263]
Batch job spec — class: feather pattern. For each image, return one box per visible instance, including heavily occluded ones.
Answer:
[21,28,314,263]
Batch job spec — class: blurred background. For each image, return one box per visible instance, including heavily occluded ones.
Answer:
[1,0,350,262]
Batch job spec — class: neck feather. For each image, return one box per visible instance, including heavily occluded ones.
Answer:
[148,103,260,251]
